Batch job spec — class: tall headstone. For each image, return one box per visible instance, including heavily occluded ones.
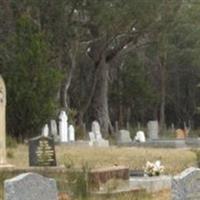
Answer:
[0,76,6,165]
[58,111,68,142]
[49,120,59,142]
[92,121,102,140]
[171,167,200,200]
[68,124,75,142]
[29,136,56,166]
[4,173,58,200]
[147,120,159,140]
[49,120,58,137]
[41,124,49,137]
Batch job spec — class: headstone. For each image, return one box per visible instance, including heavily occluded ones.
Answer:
[68,124,75,142]
[147,120,159,140]
[58,111,68,142]
[89,121,109,147]
[29,136,56,166]
[171,167,200,200]
[4,173,58,200]
[118,130,132,143]
[176,129,186,139]
[49,120,58,137]
[41,124,49,137]
[92,121,102,140]
[0,76,6,164]
[134,131,146,143]
[49,120,59,142]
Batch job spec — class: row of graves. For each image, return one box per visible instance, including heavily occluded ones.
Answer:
[117,120,200,148]
[1,75,200,199]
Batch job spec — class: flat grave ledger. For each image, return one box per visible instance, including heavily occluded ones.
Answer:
[29,136,56,166]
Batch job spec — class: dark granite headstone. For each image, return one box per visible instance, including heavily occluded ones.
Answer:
[29,136,56,166]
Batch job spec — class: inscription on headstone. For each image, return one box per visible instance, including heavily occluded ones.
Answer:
[172,167,200,200]
[29,136,56,166]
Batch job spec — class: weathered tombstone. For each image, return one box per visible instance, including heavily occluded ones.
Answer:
[118,130,132,143]
[68,124,75,142]
[49,120,58,137]
[0,76,6,165]
[29,136,56,166]
[58,111,68,142]
[4,173,58,200]
[134,131,146,143]
[147,120,159,140]
[49,120,59,142]
[41,124,49,137]
[171,167,200,200]
[92,121,102,140]
[176,129,186,139]
[89,121,109,147]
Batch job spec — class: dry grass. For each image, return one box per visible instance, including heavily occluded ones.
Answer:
[7,145,196,174]
[4,144,197,200]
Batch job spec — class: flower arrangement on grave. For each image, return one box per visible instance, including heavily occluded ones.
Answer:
[144,160,164,176]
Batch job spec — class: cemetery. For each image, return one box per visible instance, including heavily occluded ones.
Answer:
[2,1,200,200]
[0,74,199,199]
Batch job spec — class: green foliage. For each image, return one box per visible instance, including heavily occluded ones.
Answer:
[6,135,18,148]
[1,15,62,137]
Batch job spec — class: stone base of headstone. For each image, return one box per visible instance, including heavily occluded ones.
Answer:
[129,175,172,193]
[93,140,109,147]
[0,164,14,169]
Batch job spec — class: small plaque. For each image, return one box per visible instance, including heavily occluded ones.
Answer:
[29,136,56,166]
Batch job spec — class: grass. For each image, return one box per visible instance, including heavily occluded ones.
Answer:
[3,144,198,200]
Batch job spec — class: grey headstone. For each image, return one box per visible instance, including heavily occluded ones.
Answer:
[49,120,58,137]
[171,167,200,200]
[147,120,159,140]
[118,130,132,143]
[4,173,58,200]
[29,136,56,166]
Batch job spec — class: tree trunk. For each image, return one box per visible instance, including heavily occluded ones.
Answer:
[92,55,113,137]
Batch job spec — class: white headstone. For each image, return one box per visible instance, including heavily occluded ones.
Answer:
[134,131,146,143]
[89,121,109,147]
[68,124,75,142]
[0,76,6,164]
[58,111,68,142]
[118,130,132,143]
[42,124,49,137]
[49,120,58,137]
[147,120,159,140]
[4,173,58,200]
[92,121,102,140]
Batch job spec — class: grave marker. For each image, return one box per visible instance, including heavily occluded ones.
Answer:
[29,136,56,166]
[0,76,6,164]
[172,167,200,200]
[4,173,58,200]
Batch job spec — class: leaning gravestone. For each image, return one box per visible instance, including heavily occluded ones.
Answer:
[171,167,200,200]
[4,173,58,200]
[29,136,56,166]
[0,76,6,165]
[147,120,159,140]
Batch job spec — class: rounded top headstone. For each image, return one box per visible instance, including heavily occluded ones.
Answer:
[58,111,68,121]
